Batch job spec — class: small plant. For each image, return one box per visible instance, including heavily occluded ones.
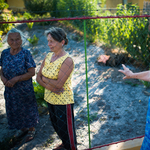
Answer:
[16,13,22,18]
[32,80,47,108]
[0,42,3,48]
[125,81,139,87]
[0,31,3,47]
[23,12,34,30]
[90,113,98,122]
[42,137,55,147]
[27,22,34,30]
[140,80,150,88]
[23,11,32,20]
[27,35,39,45]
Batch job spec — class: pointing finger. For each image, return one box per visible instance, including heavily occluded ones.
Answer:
[118,70,124,74]
[122,64,127,70]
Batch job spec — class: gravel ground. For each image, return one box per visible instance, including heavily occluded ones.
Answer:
[0,23,149,150]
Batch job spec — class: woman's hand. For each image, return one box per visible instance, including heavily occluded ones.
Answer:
[1,76,8,86]
[118,64,133,79]
[52,87,64,95]
[5,76,19,87]
[45,84,64,95]
[42,76,49,83]
[42,76,64,94]
[0,68,8,85]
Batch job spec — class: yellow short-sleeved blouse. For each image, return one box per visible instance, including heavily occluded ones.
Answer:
[42,52,74,105]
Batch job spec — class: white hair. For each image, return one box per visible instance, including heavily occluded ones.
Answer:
[4,28,26,44]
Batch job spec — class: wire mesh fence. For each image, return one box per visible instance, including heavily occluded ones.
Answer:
[0,14,150,149]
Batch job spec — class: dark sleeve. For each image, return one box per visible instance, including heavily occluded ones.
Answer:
[25,50,36,69]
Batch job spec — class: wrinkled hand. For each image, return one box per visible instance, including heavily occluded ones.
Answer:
[42,76,48,83]
[52,87,64,95]
[1,76,8,86]
[45,84,64,95]
[5,76,19,87]
[118,64,133,79]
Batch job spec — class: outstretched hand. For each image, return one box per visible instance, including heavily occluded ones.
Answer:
[118,64,133,79]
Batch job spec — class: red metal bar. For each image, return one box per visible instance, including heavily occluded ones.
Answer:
[85,135,144,150]
[0,15,150,24]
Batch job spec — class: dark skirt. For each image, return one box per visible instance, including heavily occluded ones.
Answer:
[5,80,39,130]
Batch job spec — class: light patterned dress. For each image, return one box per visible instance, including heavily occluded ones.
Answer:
[42,52,74,105]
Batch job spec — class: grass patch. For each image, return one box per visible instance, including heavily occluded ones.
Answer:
[125,81,139,87]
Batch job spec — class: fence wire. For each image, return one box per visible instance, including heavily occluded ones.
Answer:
[0,15,150,150]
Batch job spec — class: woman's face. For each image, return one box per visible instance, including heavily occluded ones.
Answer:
[7,33,22,50]
[47,34,63,52]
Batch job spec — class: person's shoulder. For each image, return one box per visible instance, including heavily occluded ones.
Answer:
[47,52,53,55]
[65,55,73,64]
[22,47,30,52]
[46,52,53,58]
[66,53,73,60]
[22,48,31,55]
[1,48,10,54]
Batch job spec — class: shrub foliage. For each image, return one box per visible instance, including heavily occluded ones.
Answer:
[0,0,14,42]
[23,0,53,16]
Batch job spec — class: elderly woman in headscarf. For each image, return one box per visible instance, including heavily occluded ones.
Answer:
[0,28,39,142]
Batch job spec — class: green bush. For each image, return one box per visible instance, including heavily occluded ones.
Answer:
[140,80,150,88]
[105,3,149,66]
[0,0,14,35]
[0,13,15,36]
[23,11,33,19]
[23,0,53,16]
[0,0,16,44]
[0,12,15,33]
[85,3,149,66]
[23,12,34,29]
[0,0,9,11]
[56,0,101,42]
[32,80,48,108]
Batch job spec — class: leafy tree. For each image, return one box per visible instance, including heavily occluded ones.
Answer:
[23,0,53,16]
[0,0,9,11]
[100,3,150,66]
[56,0,100,42]
[99,0,106,8]
[50,0,59,17]
[57,0,99,18]
[0,0,14,38]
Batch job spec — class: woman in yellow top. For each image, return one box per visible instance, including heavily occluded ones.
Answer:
[36,27,77,150]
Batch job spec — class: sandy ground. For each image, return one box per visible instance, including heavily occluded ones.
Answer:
[0,23,149,150]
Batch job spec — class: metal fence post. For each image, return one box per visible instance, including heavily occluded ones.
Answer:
[83,19,91,148]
